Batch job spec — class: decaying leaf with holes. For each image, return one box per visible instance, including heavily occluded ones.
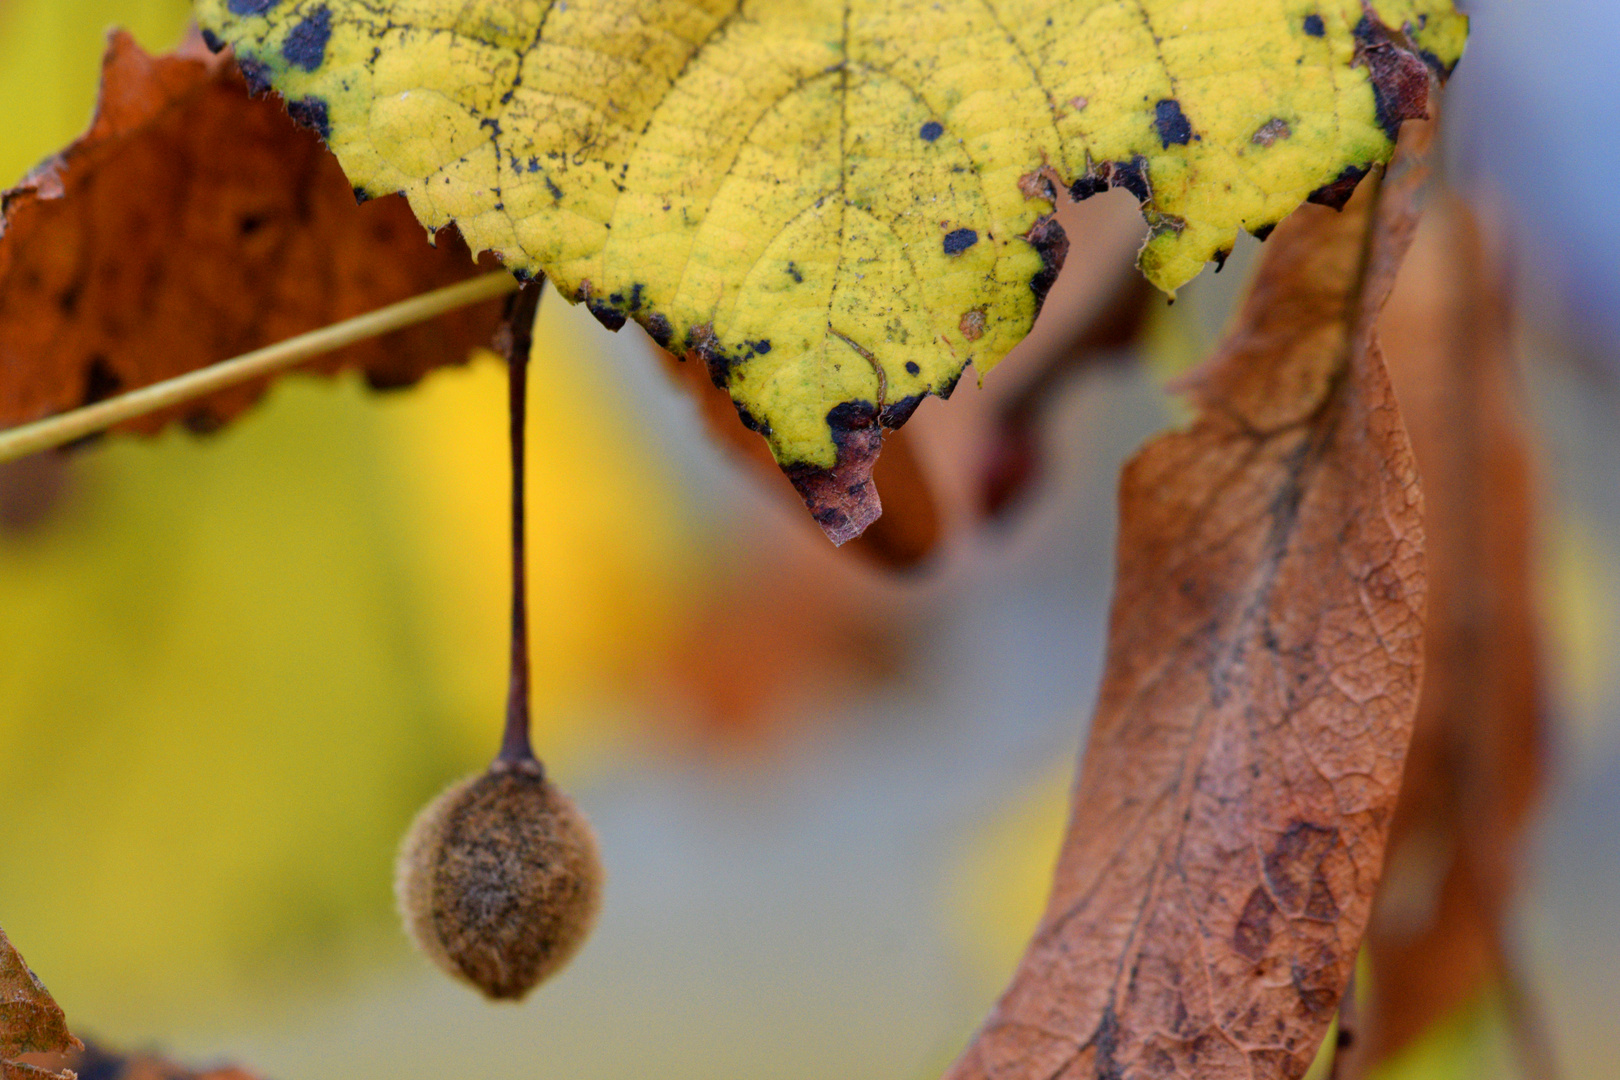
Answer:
[195,0,1464,543]
[946,126,1432,1080]
[0,29,504,439]
[1,927,82,1080]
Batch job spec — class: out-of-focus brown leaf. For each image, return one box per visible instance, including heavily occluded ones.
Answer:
[0,29,504,438]
[657,342,942,569]
[0,455,71,535]
[654,551,906,748]
[980,267,1154,520]
[1363,197,1548,1068]
[18,1040,261,1080]
[1,926,82,1080]
[946,125,1433,1080]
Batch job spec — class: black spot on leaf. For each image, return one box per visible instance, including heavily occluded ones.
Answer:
[282,5,333,72]
[904,361,920,375]
[880,393,925,429]
[1306,163,1370,210]
[1303,13,1325,36]
[1154,99,1193,146]
[285,96,331,140]
[587,301,625,331]
[227,0,280,12]
[1024,214,1068,312]
[733,403,770,436]
[942,228,978,255]
[237,57,273,95]
[919,120,944,142]
[1069,174,1109,201]
[1109,156,1151,202]
[825,400,879,448]
[200,28,227,52]
[645,313,673,348]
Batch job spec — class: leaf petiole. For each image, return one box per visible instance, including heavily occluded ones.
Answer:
[0,270,518,464]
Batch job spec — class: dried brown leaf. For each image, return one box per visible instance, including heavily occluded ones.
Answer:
[945,125,1434,1080]
[1363,197,1547,1066]
[1,927,82,1080]
[18,1040,262,1080]
[0,29,504,439]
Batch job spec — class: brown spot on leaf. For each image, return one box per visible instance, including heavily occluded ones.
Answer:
[1252,118,1292,146]
[1290,945,1343,1019]
[1263,821,1340,914]
[1352,12,1435,140]
[1234,887,1279,961]
[959,309,986,342]
[1018,169,1055,203]
[1023,213,1068,312]
[784,401,884,546]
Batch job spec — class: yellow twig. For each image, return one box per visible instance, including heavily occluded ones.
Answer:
[0,270,518,464]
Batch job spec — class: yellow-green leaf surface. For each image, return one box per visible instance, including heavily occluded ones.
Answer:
[195,0,1464,539]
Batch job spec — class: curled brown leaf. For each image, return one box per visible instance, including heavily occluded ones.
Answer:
[945,124,1434,1080]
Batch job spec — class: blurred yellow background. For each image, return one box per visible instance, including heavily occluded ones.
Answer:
[0,0,696,1033]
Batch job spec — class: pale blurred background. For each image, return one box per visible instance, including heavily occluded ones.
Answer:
[0,3,1615,1079]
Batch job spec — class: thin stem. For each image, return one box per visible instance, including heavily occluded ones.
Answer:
[496,279,546,771]
[0,271,518,464]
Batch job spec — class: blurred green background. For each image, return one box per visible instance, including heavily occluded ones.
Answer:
[1,4,1617,1079]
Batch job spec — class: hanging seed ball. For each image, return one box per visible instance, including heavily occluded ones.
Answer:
[395,760,603,1000]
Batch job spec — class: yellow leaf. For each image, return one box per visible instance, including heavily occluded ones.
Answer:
[195,0,1464,517]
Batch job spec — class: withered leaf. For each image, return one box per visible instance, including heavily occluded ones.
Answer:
[945,127,1434,1080]
[1,927,82,1080]
[1364,197,1546,1066]
[0,29,504,439]
[16,1040,262,1080]
[656,341,942,569]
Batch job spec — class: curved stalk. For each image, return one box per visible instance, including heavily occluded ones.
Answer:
[0,270,517,464]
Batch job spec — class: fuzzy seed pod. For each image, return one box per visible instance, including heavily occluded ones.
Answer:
[395,762,603,1000]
